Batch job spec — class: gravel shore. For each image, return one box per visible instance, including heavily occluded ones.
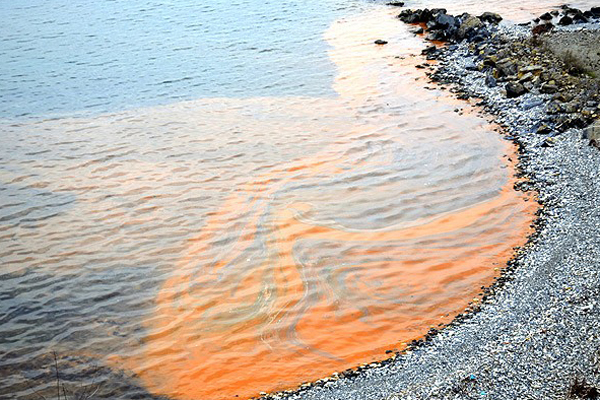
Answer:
[259,9,600,400]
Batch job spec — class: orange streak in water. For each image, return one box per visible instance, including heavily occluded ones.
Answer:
[111,8,538,400]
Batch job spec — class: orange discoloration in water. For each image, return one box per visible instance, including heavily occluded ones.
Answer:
[110,8,538,400]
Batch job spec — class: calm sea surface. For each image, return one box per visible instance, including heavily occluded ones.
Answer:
[0,0,595,399]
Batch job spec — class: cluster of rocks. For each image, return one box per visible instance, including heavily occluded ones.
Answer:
[400,7,600,140]
[530,5,600,33]
[398,8,503,42]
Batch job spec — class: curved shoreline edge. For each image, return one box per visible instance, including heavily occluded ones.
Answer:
[257,7,600,400]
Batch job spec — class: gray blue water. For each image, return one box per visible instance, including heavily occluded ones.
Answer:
[0,0,357,118]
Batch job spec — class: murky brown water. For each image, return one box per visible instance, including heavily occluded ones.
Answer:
[5,0,597,399]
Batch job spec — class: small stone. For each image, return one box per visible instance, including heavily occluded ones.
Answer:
[540,83,558,94]
[541,137,555,147]
[519,72,534,82]
[479,12,502,24]
[496,59,518,77]
[539,12,553,21]
[387,1,405,6]
[505,82,528,98]
[374,39,388,45]
[520,65,543,73]
[536,124,552,134]
[421,45,437,55]
[532,22,554,35]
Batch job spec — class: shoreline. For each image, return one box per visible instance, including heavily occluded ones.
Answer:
[257,6,600,400]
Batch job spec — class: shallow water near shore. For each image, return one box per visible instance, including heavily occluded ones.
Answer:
[1,0,596,399]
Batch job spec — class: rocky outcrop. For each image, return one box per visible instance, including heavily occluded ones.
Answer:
[398,8,496,43]
[397,5,600,139]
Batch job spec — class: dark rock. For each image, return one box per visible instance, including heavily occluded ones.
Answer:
[412,27,424,34]
[479,12,503,24]
[551,10,559,16]
[421,45,437,55]
[496,59,518,77]
[562,101,578,114]
[591,7,600,17]
[564,7,583,16]
[532,23,554,35]
[387,1,405,6]
[541,137,555,147]
[431,13,457,30]
[374,39,388,45]
[540,83,559,94]
[552,92,573,103]
[398,9,421,23]
[539,12,553,21]
[471,33,488,43]
[572,13,588,23]
[419,9,433,23]
[426,30,447,41]
[505,82,528,98]
[546,101,563,114]
[559,15,573,25]
[485,74,497,87]
[483,55,498,67]
[536,124,552,134]
[519,72,534,82]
